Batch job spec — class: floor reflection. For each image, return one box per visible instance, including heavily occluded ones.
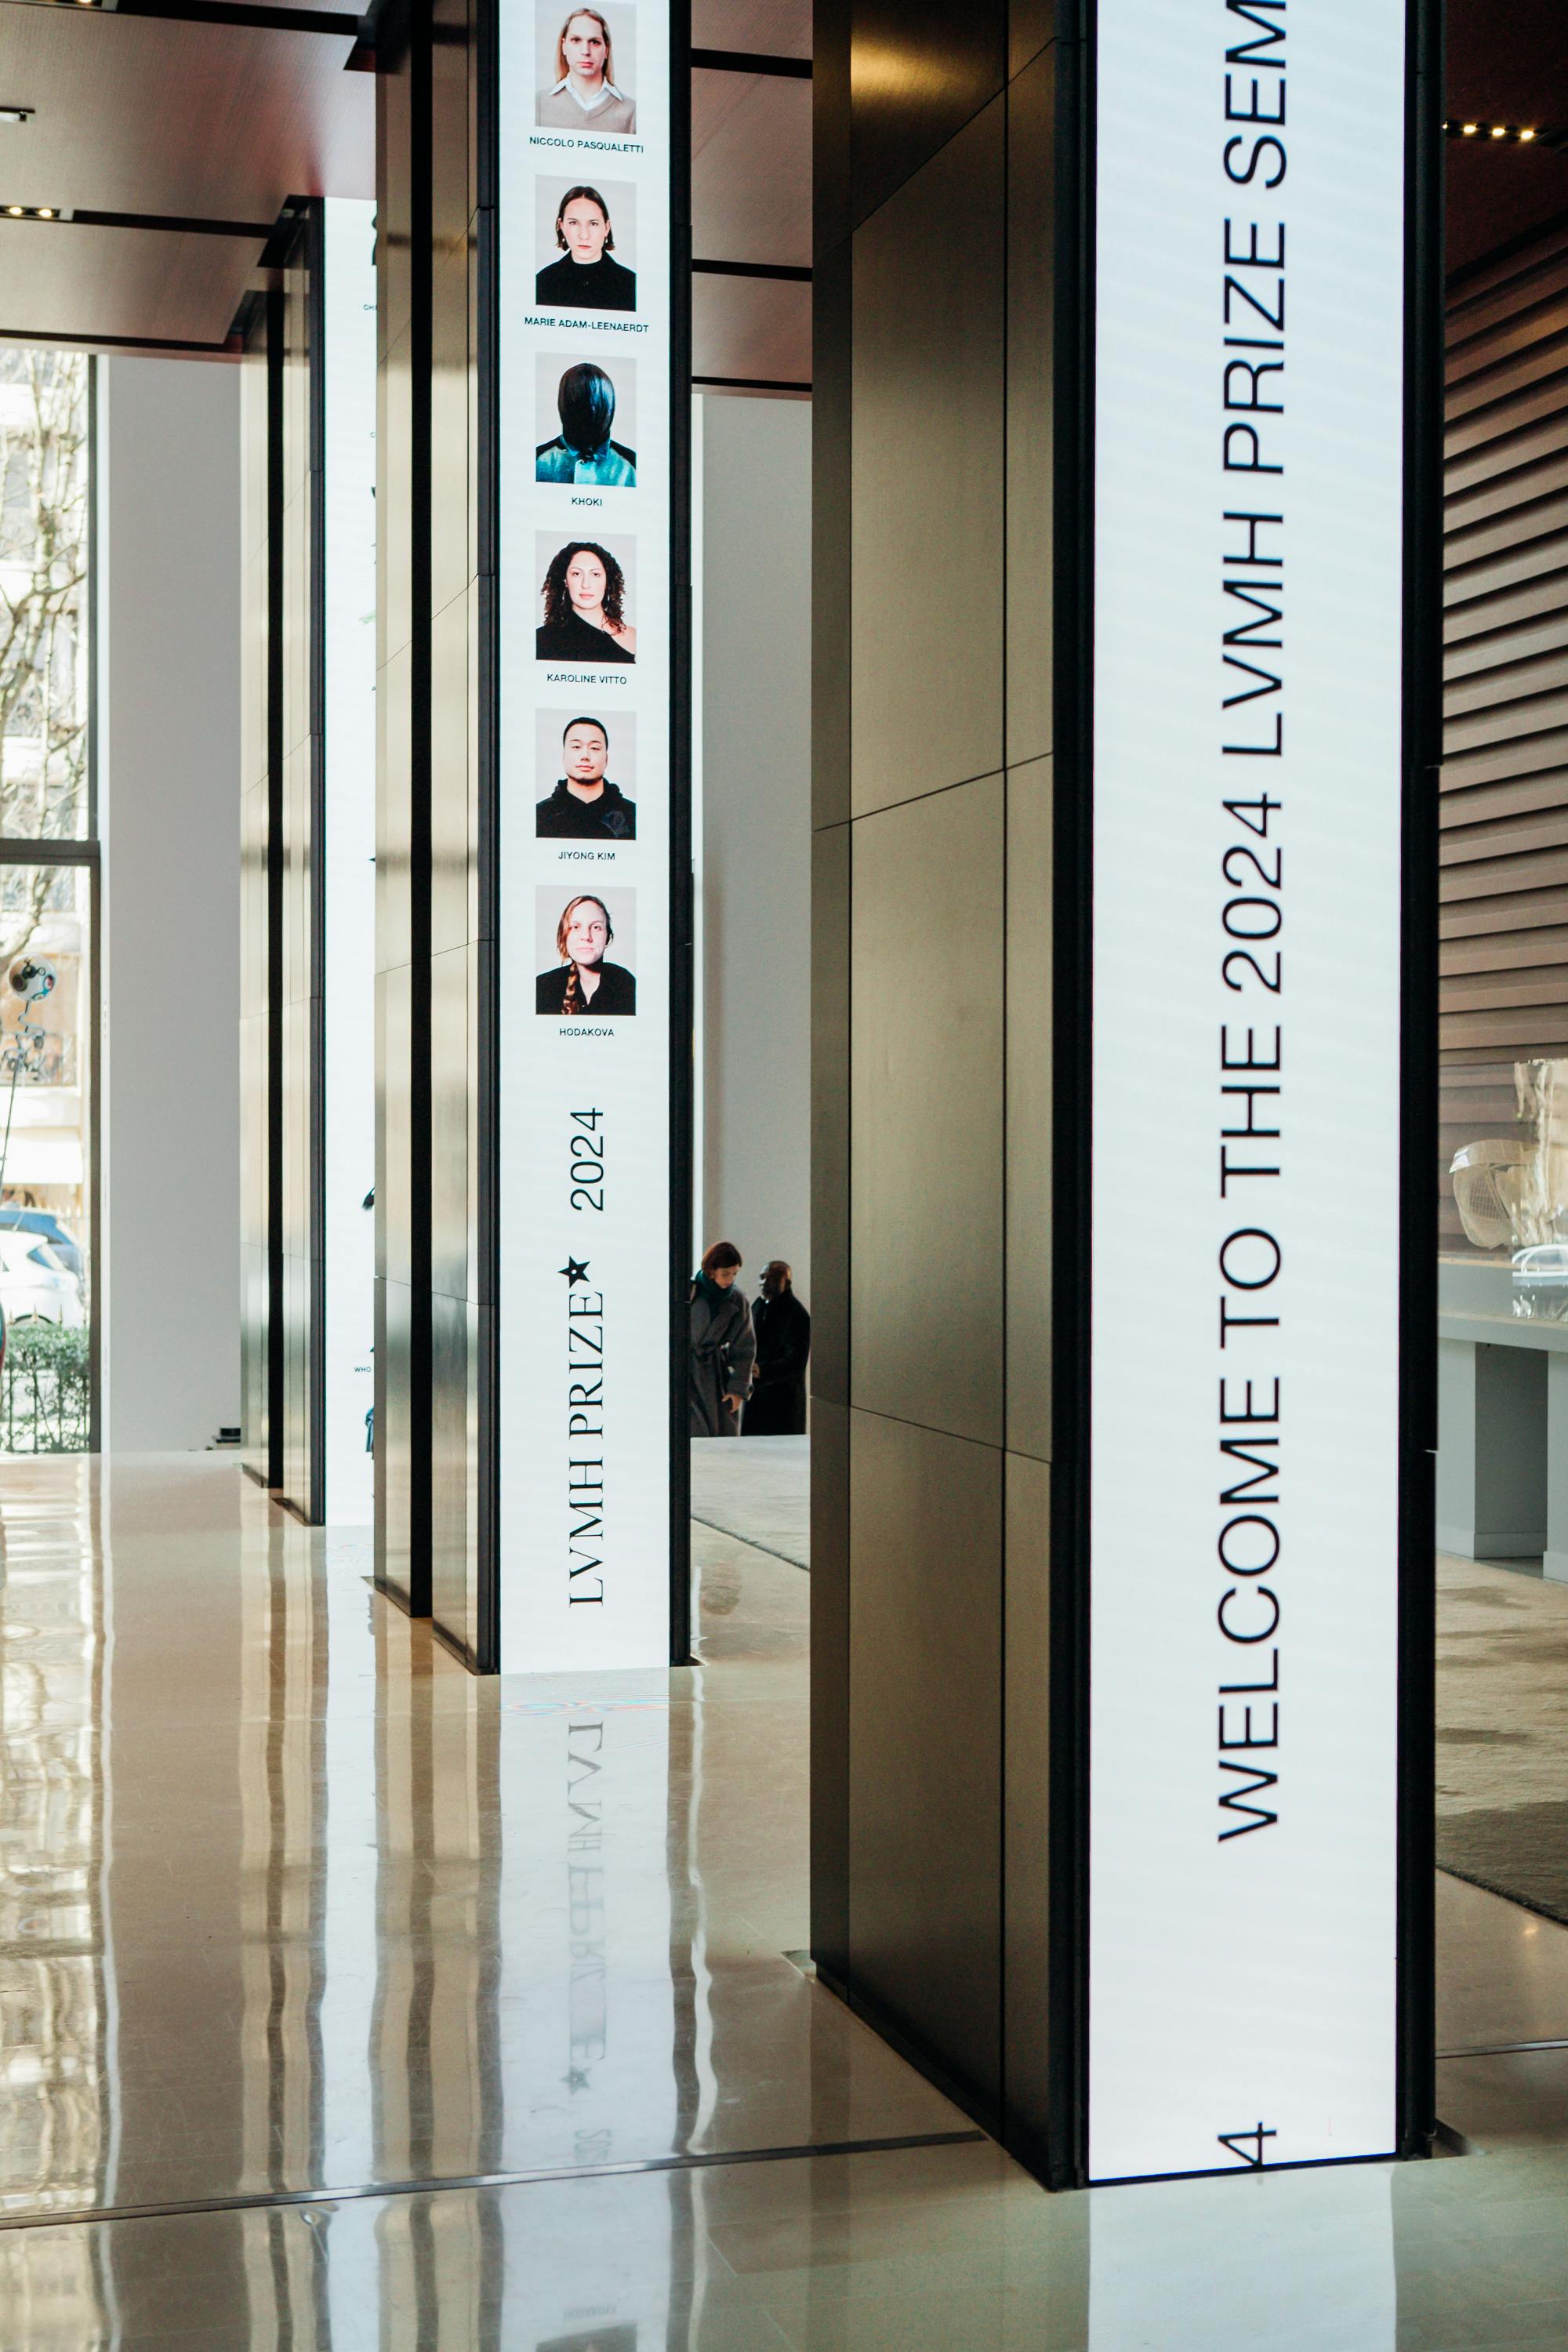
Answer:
[0,1460,108,2227]
[0,1457,971,2346]
[10,1458,1559,2348]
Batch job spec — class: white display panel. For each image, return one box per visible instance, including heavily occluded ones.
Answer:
[498,2,673,1668]
[322,198,378,1525]
[1089,0,1406,2178]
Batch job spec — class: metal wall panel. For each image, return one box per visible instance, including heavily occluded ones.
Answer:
[426,0,483,1665]
[811,0,1058,2169]
[1005,753,1051,1461]
[376,2,434,1613]
[239,315,275,1484]
[847,1406,1004,2109]
[848,775,1005,1445]
[374,0,485,1653]
[849,98,1005,818]
[843,0,1006,233]
[278,227,324,1522]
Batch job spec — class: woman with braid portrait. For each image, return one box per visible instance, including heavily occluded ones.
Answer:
[535,893,637,1017]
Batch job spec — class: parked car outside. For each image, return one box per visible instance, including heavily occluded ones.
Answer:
[0,1207,83,1283]
[0,1231,84,1329]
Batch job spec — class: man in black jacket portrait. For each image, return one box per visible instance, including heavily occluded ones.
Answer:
[742,1261,810,1435]
[535,716,637,840]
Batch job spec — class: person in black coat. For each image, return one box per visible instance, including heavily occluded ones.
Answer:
[742,1261,810,1436]
[690,1241,755,1436]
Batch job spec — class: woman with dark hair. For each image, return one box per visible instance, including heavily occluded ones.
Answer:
[689,1242,755,1437]
[535,894,636,1016]
[536,541,637,663]
[536,362,636,488]
[535,186,637,311]
[742,1261,811,1435]
[537,9,637,132]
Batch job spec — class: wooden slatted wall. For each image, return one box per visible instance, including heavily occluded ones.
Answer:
[1443,220,1568,1247]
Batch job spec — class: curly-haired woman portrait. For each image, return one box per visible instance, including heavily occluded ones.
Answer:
[537,9,636,133]
[536,894,637,1017]
[536,539,637,664]
[535,185,637,312]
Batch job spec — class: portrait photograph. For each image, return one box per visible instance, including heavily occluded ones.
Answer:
[535,885,637,1018]
[535,4,637,135]
[535,707,637,840]
[535,530,637,666]
[534,178,637,313]
[535,352,637,488]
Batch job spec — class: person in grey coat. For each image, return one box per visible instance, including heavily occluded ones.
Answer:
[689,1240,756,1436]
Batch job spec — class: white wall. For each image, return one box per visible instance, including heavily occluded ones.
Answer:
[100,358,241,1449]
[699,394,812,1309]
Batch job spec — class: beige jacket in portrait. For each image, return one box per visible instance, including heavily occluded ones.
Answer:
[536,81,637,133]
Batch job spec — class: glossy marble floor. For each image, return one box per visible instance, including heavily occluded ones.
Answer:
[1,1455,1567,2347]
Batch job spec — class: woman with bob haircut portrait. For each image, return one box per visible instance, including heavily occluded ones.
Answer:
[535,185,637,311]
[536,894,636,1017]
[537,9,636,132]
[536,539,636,663]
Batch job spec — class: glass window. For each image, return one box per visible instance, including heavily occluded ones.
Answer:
[0,351,89,842]
[0,860,92,1450]
[0,347,95,1450]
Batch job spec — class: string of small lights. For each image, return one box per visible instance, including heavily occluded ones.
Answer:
[1443,118,1564,147]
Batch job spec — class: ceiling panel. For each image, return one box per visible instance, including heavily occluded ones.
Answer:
[0,2,372,220]
[1446,0,1568,275]
[1447,141,1568,278]
[1449,0,1568,124]
[692,65,809,267]
[693,270,808,387]
[691,0,810,60]
[0,215,263,343]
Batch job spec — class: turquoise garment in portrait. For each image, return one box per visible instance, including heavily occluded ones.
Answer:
[535,436,637,488]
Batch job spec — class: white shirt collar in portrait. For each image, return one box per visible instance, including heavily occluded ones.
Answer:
[553,74,627,112]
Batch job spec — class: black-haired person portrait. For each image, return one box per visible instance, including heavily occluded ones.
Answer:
[536,717,636,839]
[536,362,636,488]
[535,894,636,1016]
[689,1242,755,1437]
[535,186,636,311]
[742,1261,810,1436]
[536,540,636,663]
[537,9,636,133]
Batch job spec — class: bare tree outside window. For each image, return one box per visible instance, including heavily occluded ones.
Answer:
[0,351,89,966]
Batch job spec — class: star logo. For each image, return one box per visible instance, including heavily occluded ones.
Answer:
[559,1258,590,1287]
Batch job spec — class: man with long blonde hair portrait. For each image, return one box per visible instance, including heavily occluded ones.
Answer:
[536,9,636,133]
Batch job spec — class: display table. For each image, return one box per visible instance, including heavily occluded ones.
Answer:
[1439,1254,1568,1578]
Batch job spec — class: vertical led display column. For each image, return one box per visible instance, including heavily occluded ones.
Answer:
[498,0,677,1668]
[1088,0,1410,2177]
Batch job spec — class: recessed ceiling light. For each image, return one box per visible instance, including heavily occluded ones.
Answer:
[35,206,53,217]
[4,205,20,217]
[1462,122,1478,133]
[1521,127,1538,141]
